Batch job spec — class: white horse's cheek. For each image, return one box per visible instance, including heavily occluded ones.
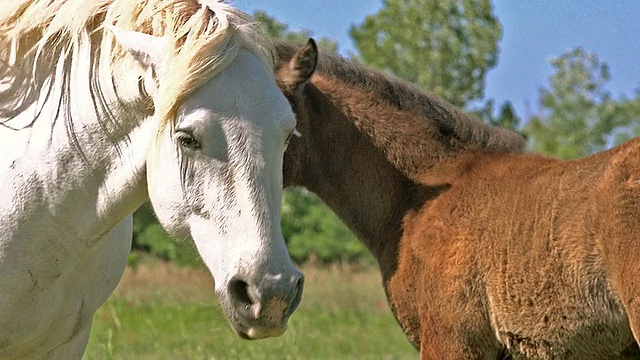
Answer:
[187,217,230,289]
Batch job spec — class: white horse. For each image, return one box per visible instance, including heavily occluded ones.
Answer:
[0,0,303,358]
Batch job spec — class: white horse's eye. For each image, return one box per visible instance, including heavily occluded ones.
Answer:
[176,131,201,150]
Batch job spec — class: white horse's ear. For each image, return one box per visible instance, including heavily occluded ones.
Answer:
[106,25,169,70]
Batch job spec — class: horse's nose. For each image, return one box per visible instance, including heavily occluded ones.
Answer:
[228,270,304,338]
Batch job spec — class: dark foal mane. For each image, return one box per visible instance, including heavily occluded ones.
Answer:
[276,42,526,157]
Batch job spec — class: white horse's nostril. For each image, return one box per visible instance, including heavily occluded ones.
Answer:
[286,274,304,316]
[228,277,253,311]
[228,271,304,325]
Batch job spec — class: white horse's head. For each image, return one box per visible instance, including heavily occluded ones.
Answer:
[110,24,302,339]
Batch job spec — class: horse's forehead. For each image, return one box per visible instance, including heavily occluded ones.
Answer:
[183,50,294,125]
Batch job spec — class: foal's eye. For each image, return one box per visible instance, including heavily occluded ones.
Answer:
[177,132,201,150]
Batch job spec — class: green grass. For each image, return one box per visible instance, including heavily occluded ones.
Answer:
[84,261,417,359]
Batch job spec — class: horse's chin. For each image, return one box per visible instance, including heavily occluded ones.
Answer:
[236,323,287,340]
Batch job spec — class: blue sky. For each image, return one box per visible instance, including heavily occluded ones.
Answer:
[234,1,640,119]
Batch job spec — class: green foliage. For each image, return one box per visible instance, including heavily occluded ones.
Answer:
[473,99,524,137]
[253,10,338,53]
[524,48,638,159]
[616,89,640,140]
[281,189,372,264]
[132,204,203,268]
[350,0,501,107]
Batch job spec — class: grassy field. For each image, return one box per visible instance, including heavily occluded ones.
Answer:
[84,259,417,359]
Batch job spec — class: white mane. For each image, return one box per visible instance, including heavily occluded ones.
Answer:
[0,0,276,129]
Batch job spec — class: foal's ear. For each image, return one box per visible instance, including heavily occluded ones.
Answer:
[278,38,318,93]
[106,25,169,71]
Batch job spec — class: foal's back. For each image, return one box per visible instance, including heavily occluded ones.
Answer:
[395,137,640,358]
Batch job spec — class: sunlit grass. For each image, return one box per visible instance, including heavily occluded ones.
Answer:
[84,260,417,360]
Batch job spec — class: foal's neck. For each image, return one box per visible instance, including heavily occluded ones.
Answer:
[297,70,523,277]
[295,78,443,277]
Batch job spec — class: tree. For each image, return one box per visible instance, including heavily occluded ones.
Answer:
[524,48,636,159]
[253,10,338,53]
[612,89,640,144]
[131,203,202,267]
[349,0,501,107]
[281,189,369,264]
[473,99,523,135]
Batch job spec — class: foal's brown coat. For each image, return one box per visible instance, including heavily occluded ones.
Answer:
[277,41,640,359]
